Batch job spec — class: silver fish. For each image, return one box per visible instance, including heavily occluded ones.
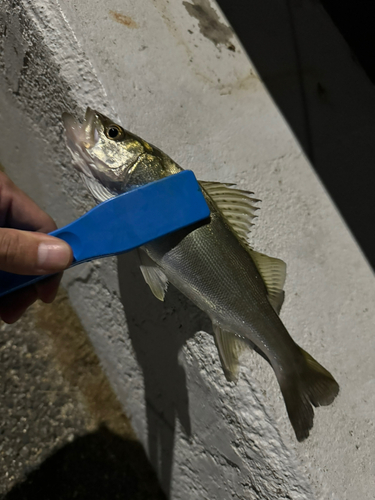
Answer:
[63,108,339,441]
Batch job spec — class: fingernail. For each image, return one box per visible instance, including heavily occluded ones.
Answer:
[37,241,72,272]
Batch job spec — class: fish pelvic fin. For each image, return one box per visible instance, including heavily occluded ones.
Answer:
[213,324,247,383]
[137,249,169,301]
[280,347,339,442]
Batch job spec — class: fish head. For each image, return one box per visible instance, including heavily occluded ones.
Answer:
[63,107,175,202]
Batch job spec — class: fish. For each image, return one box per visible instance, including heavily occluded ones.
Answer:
[62,107,339,441]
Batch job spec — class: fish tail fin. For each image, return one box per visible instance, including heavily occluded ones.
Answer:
[279,347,339,441]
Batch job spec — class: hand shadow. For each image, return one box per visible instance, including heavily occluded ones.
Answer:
[117,251,212,495]
[4,426,166,500]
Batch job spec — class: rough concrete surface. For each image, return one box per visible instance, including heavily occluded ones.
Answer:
[0,0,374,499]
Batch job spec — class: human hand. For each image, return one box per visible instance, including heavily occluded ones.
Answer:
[0,172,73,323]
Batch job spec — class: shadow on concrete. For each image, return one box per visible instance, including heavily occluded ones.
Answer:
[216,0,375,270]
[4,426,166,500]
[117,251,212,495]
[320,0,375,84]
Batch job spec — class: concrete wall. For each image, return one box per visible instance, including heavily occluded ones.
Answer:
[0,0,374,498]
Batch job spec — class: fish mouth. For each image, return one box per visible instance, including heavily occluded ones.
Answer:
[62,108,117,202]
[62,107,99,179]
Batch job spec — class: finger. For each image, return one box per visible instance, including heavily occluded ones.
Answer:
[0,274,62,324]
[35,273,62,303]
[0,228,73,275]
[0,285,38,324]
[0,172,57,232]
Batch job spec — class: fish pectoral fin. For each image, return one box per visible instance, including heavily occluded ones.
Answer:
[199,181,260,243]
[248,249,286,314]
[213,324,247,383]
[137,249,169,301]
[80,173,115,203]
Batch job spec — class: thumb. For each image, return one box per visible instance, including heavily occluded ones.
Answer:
[0,228,73,275]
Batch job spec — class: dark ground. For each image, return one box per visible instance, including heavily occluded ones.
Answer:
[0,290,166,500]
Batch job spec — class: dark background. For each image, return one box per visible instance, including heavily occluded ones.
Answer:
[321,0,375,85]
[216,0,375,271]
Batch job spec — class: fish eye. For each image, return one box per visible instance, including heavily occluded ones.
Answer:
[106,124,123,140]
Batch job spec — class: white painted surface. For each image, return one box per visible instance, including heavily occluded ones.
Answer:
[0,0,374,498]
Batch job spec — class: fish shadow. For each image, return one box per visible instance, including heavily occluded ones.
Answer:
[3,426,166,500]
[117,251,212,495]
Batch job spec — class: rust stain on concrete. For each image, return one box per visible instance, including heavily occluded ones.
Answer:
[183,0,233,48]
[109,10,138,29]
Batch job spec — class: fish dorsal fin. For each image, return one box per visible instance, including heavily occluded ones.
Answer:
[212,323,247,383]
[137,249,169,301]
[200,181,260,242]
[248,249,286,314]
[200,181,286,313]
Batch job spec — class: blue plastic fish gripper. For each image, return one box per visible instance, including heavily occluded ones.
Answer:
[0,171,210,298]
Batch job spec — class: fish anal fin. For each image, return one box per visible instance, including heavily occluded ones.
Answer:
[137,249,169,301]
[280,347,339,441]
[248,249,286,314]
[213,324,246,383]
